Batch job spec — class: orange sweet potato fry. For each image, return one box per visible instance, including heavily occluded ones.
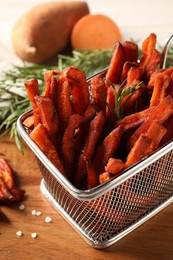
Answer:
[120,61,138,83]
[126,66,143,86]
[117,106,155,131]
[44,70,59,100]
[0,158,15,190]
[86,160,98,189]
[104,158,125,175]
[25,78,40,127]
[99,172,112,184]
[30,123,65,176]
[105,41,125,87]
[62,114,83,179]
[74,111,105,187]
[92,125,124,175]
[125,120,167,168]
[105,85,116,118]
[90,76,107,113]
[160,115,173,146]
[123,41,138,62]
[56,79,73,132]
[144,49,162,78]
[140,33,157,68]
[150,73,170,107]
[35,96,60,147]
[127,95,173,151]
[60,66,90,114]
[23,115,34,129]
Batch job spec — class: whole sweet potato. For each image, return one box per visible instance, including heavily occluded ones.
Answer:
[12,1,89,63]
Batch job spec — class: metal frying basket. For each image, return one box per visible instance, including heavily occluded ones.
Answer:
[17,108,173,248]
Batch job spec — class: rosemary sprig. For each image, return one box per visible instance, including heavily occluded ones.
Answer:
[106,80,143,120]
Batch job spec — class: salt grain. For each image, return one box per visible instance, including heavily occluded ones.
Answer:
[31,232,38,238]
[19,204,25,211]
[16,231,23,237]
[45,216,52,223]
[36,211,42,216]
[31,210,36,216]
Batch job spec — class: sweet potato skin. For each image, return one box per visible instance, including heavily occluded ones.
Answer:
[12,1,89,63]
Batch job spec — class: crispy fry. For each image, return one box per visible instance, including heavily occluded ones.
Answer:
[144,49,162,78]
[90,76,107,113]
[140,33,157,68]
[92,125,124,175]
[105,41,125,87]
[74,111,105,187]
[150,73,170,107]
[44,70,59,100]
[121,61,139,83]
[62,114,83,179]
[126,66,143,86]
[86,160,98,189]
[0,158,25,202]
[61,66,90,114]
[25,78,40,126]
[104,158,125,175]
[23,115,34,129]
[105,85,116,118]
[125,121,167,168]
[117,106,155,131]
[99,172,112,184]
[127,96,173,150]
[56,78,73,132]
[123,41,138,62]
[30,123,65,176]
[160,115,173,146]
[35,96,60,147]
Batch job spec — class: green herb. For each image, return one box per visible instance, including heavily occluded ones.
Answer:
[106,80,143,119]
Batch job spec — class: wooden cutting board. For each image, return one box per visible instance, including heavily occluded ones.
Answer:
[1,135,173,260]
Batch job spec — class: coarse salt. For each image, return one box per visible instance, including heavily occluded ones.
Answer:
[31,232,38,238]
[31,210,36,216]
[45,216,52,223]
[19,204,25,211]
[16,231,23,237]
[36,211,42,216]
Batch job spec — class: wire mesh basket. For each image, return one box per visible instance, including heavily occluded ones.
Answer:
[17,107,173,248]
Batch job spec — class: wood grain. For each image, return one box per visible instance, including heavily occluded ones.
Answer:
[1,135,173,260]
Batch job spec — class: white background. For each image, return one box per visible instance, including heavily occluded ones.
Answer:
[0,0,173,64]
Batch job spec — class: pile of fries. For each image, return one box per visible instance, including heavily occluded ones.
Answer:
[23,33,173,190]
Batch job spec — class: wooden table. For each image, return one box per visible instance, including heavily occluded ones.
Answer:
[1,135,173,260]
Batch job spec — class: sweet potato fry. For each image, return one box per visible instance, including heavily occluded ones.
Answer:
[61,66,90,114]
[44,70,59,100]
[25,78,40,126]
[125,121,167,168]
[99,172,112,184]
[140,33,157,68]
[90,76,107,113]
[35,96,59,147]
[127,95,173,150]
[92,125,124,175]
[104,158,125,175]
[56,78,73,132]
[62,114,83,179]
[86,160,98,189]
[126,66,143,86]
[150,73,170,107]
[23,115,34,129]
[116,106,155,131]
[144,49,162,78]
[74,111,105,187]
[120,61,138,83]
[30,123,65,176]
[105,41,125,87]
[105,85,116,118]
[160,115,173,146]
[123,41,138,62]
